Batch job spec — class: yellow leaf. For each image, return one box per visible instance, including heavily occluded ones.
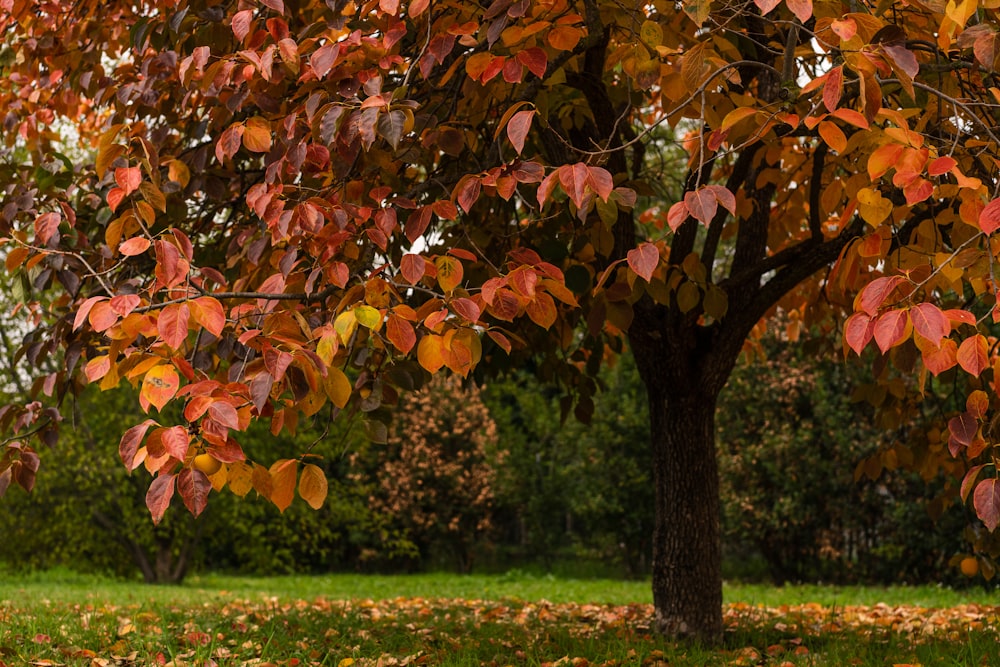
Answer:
[298,463,328,510]
[857,187,892,226]
[334,310,358,344]
[324,366,352,408]
[435,256,463,293]
[228,461,254,497]
[354,305,383,330]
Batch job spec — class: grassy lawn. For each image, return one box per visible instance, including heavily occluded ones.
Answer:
[1,570,999,665]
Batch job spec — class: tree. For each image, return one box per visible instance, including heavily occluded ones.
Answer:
[349,374,500,573]
[5,0,1000,643]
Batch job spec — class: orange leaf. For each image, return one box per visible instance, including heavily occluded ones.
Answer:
[868,143,904,179]
[922,337,958,376]
[873,309,910,353]
[957,334,989,376]
[435,255,463,293]
[298,463,328,510]
[141,364,180,412]
[119,237,151,256]
[817,120,847,153]
[548,25,582,50]
[269,459,298,512]
[243,116,272,153]
[417,334,446,372]
[386,313,416,354]
[191,296,226,337]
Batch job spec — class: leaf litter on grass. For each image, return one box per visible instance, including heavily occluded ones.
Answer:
[2,595,1000,666]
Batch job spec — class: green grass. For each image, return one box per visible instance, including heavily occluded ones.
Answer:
[1,570,999,666]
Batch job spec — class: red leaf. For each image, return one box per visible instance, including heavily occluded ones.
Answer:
[684,188,718,226]
[957,334,989,376]
[975,478,1000,531]
[949,411,979,453]
[161,425,190,460]
[110,294,141,317]
[705,185,736,216]
[310,42,340,79]
[208,401,241,430]
[34,212,61,245]
[250,372,274,414]
[627,243,659,282]
[910,302,950,348]
[980,198,1000,234]
[450,297,482,323]
[146,474,176,524]
[215,124,244,163]
[536,171,559,207]
[405,207,432,244]
[516,47,547,78]
[177,468,212,518]
[232,9,253,41]
[158,303,191,350]
[120,419,157,471]
[115,166,142,196]
[667,201,689,231]
[506,109,534,155]
[455,176,482,213]
[753,0,781,13]
[586,165,614,202]
[873,309,909,353]
[558,163,590,209]
[823,65,843,112]
[400,253,426,284]
[107,187,126,212]
[928,156,957,176]
[785,0,813,22]
[844,312,875,356]
[857,275,905,316]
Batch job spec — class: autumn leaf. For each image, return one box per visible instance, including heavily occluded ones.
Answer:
[298,463,328,510]
[146,473,176,524]
[627,243,659,282]
[141,364,180,413]
[269,459,298,512]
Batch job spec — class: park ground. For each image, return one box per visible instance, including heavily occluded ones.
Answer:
[1,571,1000,666]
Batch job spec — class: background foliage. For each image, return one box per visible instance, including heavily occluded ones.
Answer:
[0,331,974,585]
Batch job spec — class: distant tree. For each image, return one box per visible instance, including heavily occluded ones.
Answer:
[351,374,500,572]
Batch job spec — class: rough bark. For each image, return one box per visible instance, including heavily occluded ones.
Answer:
[628,315,730,643]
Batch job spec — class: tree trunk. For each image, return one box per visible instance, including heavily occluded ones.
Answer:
[642,376,724,642]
